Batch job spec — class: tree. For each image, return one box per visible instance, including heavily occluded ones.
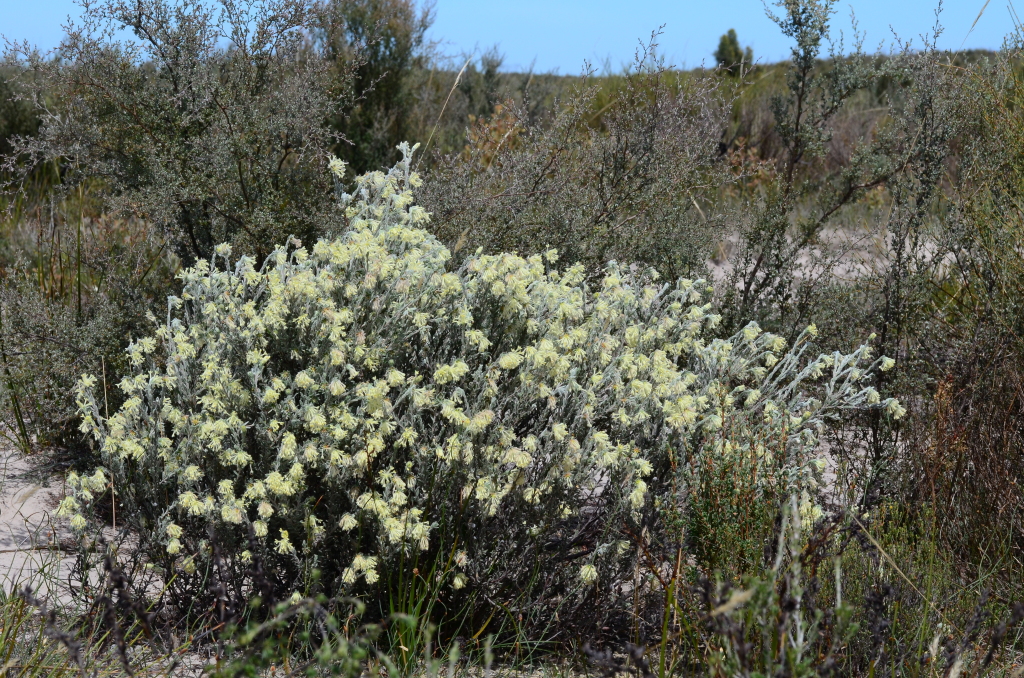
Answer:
[317,0,434,173]
[714,28,753,74]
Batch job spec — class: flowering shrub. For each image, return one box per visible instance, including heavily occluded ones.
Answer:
[63,144,899,638]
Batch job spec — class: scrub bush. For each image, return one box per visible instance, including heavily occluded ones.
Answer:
[0,208,178,456]
[421,37,731,281]
[63,145,898,643]
[5,0,350,265]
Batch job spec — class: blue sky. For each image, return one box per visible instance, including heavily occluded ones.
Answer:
[2,0,1012,72]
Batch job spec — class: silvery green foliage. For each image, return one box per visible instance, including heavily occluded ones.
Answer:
[65,144,898,631]
[5,0,348,264]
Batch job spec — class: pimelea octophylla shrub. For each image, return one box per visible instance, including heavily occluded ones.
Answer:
[62,144,901,640]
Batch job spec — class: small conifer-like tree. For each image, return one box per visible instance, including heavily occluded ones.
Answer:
[714,28,753,74]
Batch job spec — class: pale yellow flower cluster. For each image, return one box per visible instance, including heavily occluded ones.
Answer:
[69,143,899,595]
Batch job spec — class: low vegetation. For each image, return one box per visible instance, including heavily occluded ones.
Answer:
[0,0,1021,675]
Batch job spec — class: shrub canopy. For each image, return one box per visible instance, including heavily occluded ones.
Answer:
[66,145,897,637]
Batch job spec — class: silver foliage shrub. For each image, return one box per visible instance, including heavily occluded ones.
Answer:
[64,145,899,637]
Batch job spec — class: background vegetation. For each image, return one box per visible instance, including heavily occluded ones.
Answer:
[0,0,1022,675]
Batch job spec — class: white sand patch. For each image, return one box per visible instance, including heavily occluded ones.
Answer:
[0,445,74,597]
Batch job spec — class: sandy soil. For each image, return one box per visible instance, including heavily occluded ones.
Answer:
[0,445,74,595]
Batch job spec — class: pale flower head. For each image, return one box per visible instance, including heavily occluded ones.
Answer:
[56,497,79,517]
[328,155,347,179]
[497,351,524,370]
[884,398,907,420]
[275,530,295,554]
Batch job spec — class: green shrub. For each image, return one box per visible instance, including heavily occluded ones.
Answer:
[63,145,897,646]
[0,65,39,158]
[317,0,434,174]
[903,30,1024,569]
[5,0,350,265]
[693,502,1024,678]
[421,38,731,281]
[0,207,177,456]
